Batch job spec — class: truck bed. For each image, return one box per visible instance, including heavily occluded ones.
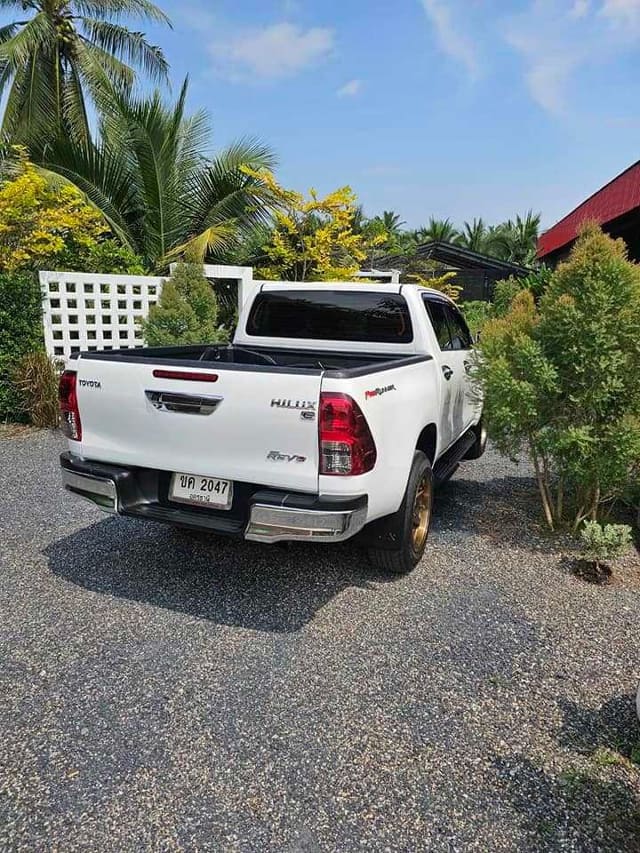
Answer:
[74,343,430,378]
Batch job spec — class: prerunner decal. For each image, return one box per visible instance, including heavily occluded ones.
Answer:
[365,384,396,400]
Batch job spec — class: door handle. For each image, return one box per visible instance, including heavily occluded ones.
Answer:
[463,359,472,375]
[442,365,453,381]
[145,389,223,415]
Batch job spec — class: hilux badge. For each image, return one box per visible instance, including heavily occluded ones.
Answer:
[271,398,316,411]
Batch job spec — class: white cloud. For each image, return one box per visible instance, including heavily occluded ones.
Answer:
[505,11,584,116]
[337,79,362,97]
[504,1,640,115]
[570,0,590,17]
[601,0,640,30]
[215,22,334,80]
[525,53,581,115]
[420,0,479,79]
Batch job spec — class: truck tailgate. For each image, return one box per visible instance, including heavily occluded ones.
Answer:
[73,358,322,493]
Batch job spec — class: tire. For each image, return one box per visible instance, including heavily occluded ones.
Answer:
[463,416,488,461]
[367,451,433,575]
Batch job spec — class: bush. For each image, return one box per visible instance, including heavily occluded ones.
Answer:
[493,276,527,316]
[492,269,551,317]
[475,225,640,530]
[140,263,223,346]
[13,352,60,428]
[460,300,494,337]
[0,158,145,274]
[580,521,633,570]
[82,241,146,275]
[0,271,43,421]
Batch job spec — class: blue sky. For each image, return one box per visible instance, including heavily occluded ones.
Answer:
[7,0,640,228]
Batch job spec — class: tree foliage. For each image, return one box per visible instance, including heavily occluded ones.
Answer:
[0,158,143,273]
[475,225,640,530]
[0,0,170,147]
[40,82,277,270]
[460,300,494,336]
[251,171,380,281]
[140,263,223,346]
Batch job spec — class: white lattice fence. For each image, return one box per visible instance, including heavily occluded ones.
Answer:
[40,271,164,360]
[40,265,253,361]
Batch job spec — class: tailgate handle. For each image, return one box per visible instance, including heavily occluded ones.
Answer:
[145,390,223,416]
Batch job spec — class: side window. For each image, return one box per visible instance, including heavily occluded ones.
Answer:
[444,305,472,350]
[423,297,452,350]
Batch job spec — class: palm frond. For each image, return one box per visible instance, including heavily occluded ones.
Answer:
[80,19,169,81]
[167,222,238,264]
[72,0,172,26]
[61,64,91,145]
[0,13,53,70]
[41,134,142,252]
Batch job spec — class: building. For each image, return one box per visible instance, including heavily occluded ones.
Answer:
[537,161,640,265]
[374,240,530,302]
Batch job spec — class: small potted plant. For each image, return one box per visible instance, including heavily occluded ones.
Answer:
[578,520,633,583]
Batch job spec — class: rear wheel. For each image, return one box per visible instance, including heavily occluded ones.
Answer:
[367,451,433,575]
[463,416,488,460]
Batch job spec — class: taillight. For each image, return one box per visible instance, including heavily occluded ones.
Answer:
[319,392,377,475]
[59,370,82,441]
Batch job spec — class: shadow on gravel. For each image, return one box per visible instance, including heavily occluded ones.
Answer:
[557,695,640,762]
[434,472,561,554]
[493,754,640,852]
[44,517,395,633]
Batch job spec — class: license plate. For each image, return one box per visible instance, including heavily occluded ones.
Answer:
[169,472,233,509]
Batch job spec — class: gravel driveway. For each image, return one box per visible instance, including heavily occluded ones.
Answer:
[1,430,639,852]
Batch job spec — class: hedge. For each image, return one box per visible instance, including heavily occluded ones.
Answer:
[0,271,44,421]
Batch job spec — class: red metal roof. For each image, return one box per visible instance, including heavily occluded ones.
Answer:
[537,160,640,258]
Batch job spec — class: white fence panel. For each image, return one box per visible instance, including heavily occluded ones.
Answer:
[39,265,253,361]
[200,264,254,308]
[40,270,164,361]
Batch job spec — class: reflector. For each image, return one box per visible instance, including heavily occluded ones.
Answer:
[152,370,219,382]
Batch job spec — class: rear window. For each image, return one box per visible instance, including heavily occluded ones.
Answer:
[246,290,413,343]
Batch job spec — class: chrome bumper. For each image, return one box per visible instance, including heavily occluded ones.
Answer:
[61,469,118,513]
[60,454,367,544]
[245,502,367,544]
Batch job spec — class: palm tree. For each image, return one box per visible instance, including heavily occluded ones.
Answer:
[0,0,171,146]
[41,80,277,269]
[458,217,487,253]
[415,217,460,244]
[380,210,405,236]
[490,211,541,265]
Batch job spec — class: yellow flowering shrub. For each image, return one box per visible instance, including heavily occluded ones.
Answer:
[0,161,132,273]
[244,169,382,281]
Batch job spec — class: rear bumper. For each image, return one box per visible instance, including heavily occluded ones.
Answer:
[60,453,367,544]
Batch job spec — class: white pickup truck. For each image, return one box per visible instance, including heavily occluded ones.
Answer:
[59,282,485,573]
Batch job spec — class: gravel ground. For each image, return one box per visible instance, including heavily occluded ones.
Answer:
[1,430,639,852]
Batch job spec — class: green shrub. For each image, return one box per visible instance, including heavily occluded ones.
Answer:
[460,300,494,337]
[580,521,633,570]
[493,276,527,316]
[140,263,222,347]
[82,241,146,275]
[13,351,61,428]
[522,265,552,299]
[492,269,551,317]
[475,225,640,530]
[0,271,43,421]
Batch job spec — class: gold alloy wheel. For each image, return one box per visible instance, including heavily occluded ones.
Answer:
[411,472,432,550]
